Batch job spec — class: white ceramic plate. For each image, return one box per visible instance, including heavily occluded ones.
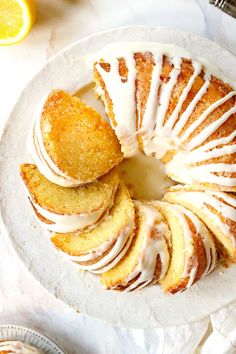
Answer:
[0,26,236,329]
[0,325,66,353]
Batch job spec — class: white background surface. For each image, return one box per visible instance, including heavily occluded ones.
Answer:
[0,1,236,353]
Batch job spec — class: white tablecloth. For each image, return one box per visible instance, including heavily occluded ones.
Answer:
[0,1,236,353]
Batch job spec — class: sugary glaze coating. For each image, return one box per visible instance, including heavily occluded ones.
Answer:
[101,201,170,291]
[154,201,217,294]
[94,43,236,192]
[29,90,123,187]
[20,164,119,233]
[164,185,236,262]
[51,183,135,274]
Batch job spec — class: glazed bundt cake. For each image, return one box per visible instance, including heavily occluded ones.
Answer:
[28,90,123,187]
[51,182,135,273]
[154,202,217,293]
[20,163,119,233]
[94,43,236,191]
[21,42,236,295]
[164,185,236,262]
[101,201,170,291]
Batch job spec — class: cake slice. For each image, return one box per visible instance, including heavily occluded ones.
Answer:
[164,185,236,262]
[51,182,135,273]
[94,55,139,158]
[101,201,170,291]
[20,163,119,233]
[154,202,217,294]
[29,90,123,187]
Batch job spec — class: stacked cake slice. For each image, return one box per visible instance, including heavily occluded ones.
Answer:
[101,201,170,291]
[164,185,236,262]
[21,163,119,233]
[51,183,135,273]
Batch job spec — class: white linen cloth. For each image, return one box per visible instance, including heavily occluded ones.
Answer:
[0,0,236,353]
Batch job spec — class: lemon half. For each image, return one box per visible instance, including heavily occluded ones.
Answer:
[0,0,36,45]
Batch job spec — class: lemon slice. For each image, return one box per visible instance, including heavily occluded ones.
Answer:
[0,0,36,45]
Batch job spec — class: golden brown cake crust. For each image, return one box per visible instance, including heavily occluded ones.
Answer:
[164,186,236,262]
[94,52,236,192]
[41,90,123,183]
[165,215,208,294]
[77,235,131,268]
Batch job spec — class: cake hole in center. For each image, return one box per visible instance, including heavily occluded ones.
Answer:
[120,152,175,200]
[77,84,175,200]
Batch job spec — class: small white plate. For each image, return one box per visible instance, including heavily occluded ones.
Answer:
[0,325,66,353]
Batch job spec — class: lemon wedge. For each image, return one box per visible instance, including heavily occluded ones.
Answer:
[0,0,36,45]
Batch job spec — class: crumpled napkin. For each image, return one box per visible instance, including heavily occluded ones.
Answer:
[199,304,236,354]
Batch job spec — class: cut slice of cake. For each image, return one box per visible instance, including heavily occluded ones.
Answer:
[20,163,119,233]
[101,201,170,291]
[164,185,236,262]
[154,201,217,294]
[51,182,135,273]
[94,54,139,158]
[29,90,123,187]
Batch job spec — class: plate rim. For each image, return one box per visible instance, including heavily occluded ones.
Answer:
[0,324,67,353]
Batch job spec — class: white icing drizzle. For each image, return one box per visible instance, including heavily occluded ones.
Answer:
[162,202,216,289]
[167,203,198,288]
[164,61,202,131]
[0,341,43,354]
[166,188,236,248]
[21,165,117,233]
[180,204,216,282]
[59,218,134,274]
[192,129,236,152]
[165,149,236,188]
[90,42,236,89]
[28,95,84,187]
[180,91,236,145]
[141,53,162,135]
[115,201,170,292]
[95,53,138,158]
[155,56,182,131]
[185,102,236,150]
[173,77,211,135]
[189,164,236,186]
[94,44,236,189]
[91,231,133,274]
[30,199,110,233]
[187,144,236,163]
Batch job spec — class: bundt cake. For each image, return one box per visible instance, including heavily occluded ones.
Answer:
[28,90,123,187]
[20,42,236,295]
[94,43,236,191]
[153,201,217,294]
[0,341,44,353]
[20,163,119,233]
[164,185,236,262]
[51,182,135,273]
[101,201,170,291]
